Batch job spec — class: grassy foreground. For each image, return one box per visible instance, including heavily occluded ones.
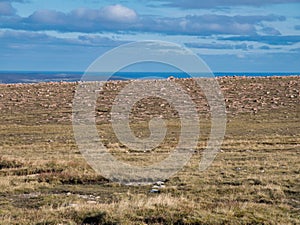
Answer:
[0,76,299,224]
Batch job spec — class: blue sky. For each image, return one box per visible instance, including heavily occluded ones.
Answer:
[0,0,300,72]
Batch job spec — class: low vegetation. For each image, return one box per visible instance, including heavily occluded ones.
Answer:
[0,76,299,224]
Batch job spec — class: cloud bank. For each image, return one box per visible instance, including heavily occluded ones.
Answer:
[0,2,16,16]
[0,3,285,36]
[219,35,300,45]
[158,0,300,9]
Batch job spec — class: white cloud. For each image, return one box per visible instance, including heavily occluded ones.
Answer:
[101,4,138,23]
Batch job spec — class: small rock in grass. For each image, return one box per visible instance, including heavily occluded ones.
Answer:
[150,189,160,193]
[155,181,164,186]
[87,200,97,204]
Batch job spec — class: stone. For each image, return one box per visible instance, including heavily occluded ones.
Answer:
[150,189,159,193]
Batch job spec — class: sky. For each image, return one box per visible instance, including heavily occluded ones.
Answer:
[0,0,300,72]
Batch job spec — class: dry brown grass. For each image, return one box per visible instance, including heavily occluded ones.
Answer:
[0,76,299,224]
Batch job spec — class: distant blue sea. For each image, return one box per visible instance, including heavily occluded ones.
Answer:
[0,71,299,84]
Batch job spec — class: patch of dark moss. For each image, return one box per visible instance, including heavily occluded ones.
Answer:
[37,172,108,185]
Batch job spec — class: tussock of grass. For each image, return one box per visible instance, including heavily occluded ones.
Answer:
[0,156,24,169]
